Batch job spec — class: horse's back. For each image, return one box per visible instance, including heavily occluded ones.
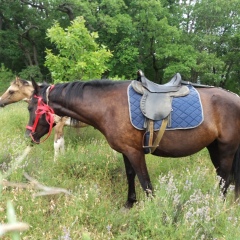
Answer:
[154,87,240,157]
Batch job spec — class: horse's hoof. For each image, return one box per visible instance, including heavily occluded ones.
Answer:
[124,200,137,209]
[119,206,130,213]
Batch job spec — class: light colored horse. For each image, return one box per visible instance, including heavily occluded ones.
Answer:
[0,77,88,160]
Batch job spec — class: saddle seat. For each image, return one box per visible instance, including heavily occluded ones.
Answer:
[132,70,190,121]
[137,70,182,93]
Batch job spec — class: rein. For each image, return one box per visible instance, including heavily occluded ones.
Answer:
[26,86,55,143]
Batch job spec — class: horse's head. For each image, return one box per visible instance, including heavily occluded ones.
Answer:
[0,77,33,107]
[26,79,55,143]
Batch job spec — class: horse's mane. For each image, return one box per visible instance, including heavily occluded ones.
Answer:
[12,78,30,86]
[39,79,125,105]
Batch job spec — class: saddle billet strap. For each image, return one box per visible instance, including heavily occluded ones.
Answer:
[149,120,154,147]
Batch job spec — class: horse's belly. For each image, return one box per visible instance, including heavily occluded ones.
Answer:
[153,127,216,158]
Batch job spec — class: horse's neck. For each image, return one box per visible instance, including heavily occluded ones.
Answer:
[16,81,34,99]
[50,85,114,125]
[23,86,34,99]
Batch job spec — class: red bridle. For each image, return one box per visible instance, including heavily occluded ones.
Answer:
[26,87,55,143]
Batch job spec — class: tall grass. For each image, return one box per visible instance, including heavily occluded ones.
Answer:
[1,102,240,239]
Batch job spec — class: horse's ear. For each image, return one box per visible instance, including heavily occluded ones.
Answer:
[32,79,39,94]
[23,81,30,86]
[15,76,20,85]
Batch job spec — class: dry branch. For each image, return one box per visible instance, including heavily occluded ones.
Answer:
[23,172,72,197]
[0,222,29,236]
[1,173,72,197]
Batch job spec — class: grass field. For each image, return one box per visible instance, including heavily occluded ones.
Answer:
[1,102,240,240]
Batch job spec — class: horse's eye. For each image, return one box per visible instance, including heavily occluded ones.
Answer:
[9,90,15,95]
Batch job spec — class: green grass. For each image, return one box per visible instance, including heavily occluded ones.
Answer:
[1,102,240,239]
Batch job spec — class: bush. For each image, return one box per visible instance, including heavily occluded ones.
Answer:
[0,63,14,94]
[18,65,43,82]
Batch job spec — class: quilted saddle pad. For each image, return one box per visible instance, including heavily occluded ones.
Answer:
[127,84,204,131]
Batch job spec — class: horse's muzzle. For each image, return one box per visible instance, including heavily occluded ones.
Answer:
[0,97,6,107]
[25,130,40,144]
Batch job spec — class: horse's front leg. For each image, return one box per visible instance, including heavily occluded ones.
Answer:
[53,117,67,161]
[123,154,137,208]
[123,152,153,208]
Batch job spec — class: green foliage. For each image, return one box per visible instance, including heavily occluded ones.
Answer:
[179,0,240,86]
[0,64,14,94]
[1,0,240,89]
[1,103,240,239]
[160,43,197,81]
[45,16,112,83]
[195,51,225,84]
[18,65,43,82]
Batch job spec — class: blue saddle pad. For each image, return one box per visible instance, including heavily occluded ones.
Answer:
[127,84,203,130]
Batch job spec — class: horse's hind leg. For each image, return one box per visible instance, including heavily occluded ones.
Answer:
[207,141,236,196]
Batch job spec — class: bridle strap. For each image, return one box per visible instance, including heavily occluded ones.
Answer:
[26,86,55,143]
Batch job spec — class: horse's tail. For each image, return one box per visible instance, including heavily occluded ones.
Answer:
[231,145,240,198]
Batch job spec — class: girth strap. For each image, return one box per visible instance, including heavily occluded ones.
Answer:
[151,117,168,153]
[143,117,168,154]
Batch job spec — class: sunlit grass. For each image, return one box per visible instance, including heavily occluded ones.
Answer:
[1,103,240,239]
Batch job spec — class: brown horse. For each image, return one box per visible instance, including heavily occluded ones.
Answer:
[25,76,240,208]
[0,77,88,160]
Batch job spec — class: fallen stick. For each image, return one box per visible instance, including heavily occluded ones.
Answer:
[24,172,72,197]
[1,173,72,197]
[0,222,29,236]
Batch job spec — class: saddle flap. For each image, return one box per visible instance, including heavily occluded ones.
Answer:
[140,91,172,120]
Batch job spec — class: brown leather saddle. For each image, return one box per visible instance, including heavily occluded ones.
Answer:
[132,70,190,121]
[131,70,190,153]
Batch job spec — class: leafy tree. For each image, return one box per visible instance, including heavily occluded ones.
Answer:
[223,32,240,92]
[0,0,240,89]
[75,0,197,82]
[45,16,112,83]
[175,0,240,85]
[0,0,72,80]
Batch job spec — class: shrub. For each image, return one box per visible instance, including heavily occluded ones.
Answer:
[0,63,14,94]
